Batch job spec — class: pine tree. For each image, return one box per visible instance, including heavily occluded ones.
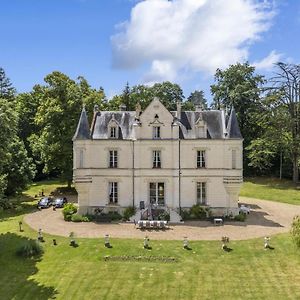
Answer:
[0,68,15,100]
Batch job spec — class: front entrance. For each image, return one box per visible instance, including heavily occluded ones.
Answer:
[149,182,165,206]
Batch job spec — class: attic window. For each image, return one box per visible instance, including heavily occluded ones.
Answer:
[110,126,117,138]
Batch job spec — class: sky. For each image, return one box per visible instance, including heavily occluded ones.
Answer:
[1,0,300,102]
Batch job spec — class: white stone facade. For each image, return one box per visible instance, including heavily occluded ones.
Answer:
[73,98,243,221]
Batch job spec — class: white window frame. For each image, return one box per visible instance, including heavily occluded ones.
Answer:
[153,126,161,139]
[152,150,161,168]
[149,182,165,206]
[196,182,206,205]
[108,182,118,204]
[109,150,118,168]
[197,150,206,168]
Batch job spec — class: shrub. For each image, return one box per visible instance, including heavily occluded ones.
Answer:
[15,205,23,213]
[0,198,13,210]
[190,204,207,219]
[291,215,300,248]
[16,239,44,258]
[158,211,170,221]
[234,213,246,222]
[107,211,122,221]
[63,203,78,221]
[71,214,90,222]
[123,206,136,221]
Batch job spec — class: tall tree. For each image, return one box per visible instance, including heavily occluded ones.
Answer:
[267,63,300,182]
[210,63,265,172]
[0,68,15,100]
[187,90,208,109]
[30,72,106,186]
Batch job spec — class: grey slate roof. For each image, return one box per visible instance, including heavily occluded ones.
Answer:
[73,101,242,140]
[73,107,90,140]
[226,108,242,139]
[92,111,136,139]
[174,111,225,139]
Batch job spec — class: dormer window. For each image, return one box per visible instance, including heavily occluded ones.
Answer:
[110,126,117,138]
[153,126,161,139]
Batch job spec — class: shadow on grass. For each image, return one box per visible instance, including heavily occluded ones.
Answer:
[0,232,57,299]
[245,177,300,191]
[0,203,38,222]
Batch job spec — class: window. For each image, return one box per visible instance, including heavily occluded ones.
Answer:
[197,182,206,205]
[197,150,206,168]
[110,126,117,138]
[153,150,161,168]
[153,126,161,139]
[232,149,237,169]
[109,150,118,168]
[79,149,84,168]
[109,182,118,204]
[149,182,165,206]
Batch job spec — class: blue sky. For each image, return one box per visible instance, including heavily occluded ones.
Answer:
[1,0,300,101]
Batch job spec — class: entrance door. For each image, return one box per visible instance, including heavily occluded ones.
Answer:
[149,182,165,206]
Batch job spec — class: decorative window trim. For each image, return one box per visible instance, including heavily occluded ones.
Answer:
[108,182,118,204]
[78,148,84,168]
[196,150,206,168]
[109,150,118,168]
[152,150,161,168]
[149,182,165,206]
[196,181,207,205]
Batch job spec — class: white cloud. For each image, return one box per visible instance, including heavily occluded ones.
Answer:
[111,0,276,83]
[253,50,282,71]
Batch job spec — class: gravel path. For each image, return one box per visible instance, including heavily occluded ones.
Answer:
[24,197,300,241]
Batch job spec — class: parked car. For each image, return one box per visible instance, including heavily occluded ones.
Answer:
[53,197,68,208]
[37,197,53,209]
[239,204,250,214]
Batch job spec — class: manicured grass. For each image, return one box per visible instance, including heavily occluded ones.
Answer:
[1,209,300,299]
[241,177,300,205]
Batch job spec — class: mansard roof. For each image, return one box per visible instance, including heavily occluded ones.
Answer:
[92,111,136,139]
[72,107,90,140]
[226,108,242,139]
[171,111,225,139]
[73,99,242,140]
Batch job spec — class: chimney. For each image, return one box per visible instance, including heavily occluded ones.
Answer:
[119,104,126,111]
[135,102,141,119]
[177,101,181,119]
[195,104,202,112]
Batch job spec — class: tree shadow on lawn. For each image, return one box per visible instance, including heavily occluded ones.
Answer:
[178,210,284,228]
[0,232,57,299]
[246,177,300,191]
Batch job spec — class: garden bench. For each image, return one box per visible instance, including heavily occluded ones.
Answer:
[213,218,223,226]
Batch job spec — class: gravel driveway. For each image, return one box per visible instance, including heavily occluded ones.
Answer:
[24,197,300,240]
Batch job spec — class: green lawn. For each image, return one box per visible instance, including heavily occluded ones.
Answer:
[241,177,300,205]
[1,206,300,299]
[1,178,300,299]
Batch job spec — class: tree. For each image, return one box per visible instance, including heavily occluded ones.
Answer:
[30,72,106,186]
[210,62,265,172]
[187,90,208,109]
[267,63,300,182]
[0,98,34,196]
[291,216,300,248]
[0,68,15,100]
[152,82,184,110]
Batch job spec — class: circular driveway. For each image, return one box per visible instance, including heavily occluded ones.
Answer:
[24,197,300,240]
